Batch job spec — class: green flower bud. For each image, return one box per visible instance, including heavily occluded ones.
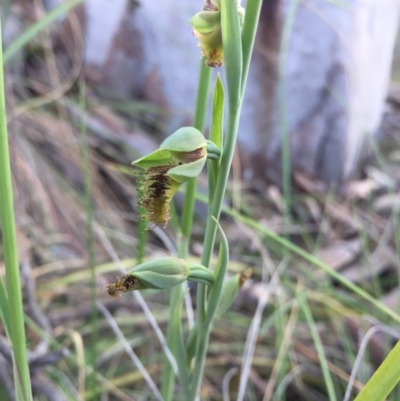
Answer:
[187,264,214,285]
[216,268,251,317]
[107,257,213,297]
[132,127,217,227]
[107,258,188,297]
[189,0,245,67]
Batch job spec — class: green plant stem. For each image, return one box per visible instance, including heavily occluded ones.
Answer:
[79,81,98,396]
[240,0,263,95]
[181,62,212,247]
[0,26,33,401]
[161,61,211,401]
[191,2,263,398]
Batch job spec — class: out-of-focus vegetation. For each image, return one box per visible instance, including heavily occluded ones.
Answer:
[2,1,400,400]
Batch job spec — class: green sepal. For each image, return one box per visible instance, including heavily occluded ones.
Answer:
[188,264,214,285]
[167,156,207,184]
[128,257,189,289]
[216,274,239,316]
[107,257,191,297]
[189,11,221,36]
[132,127,206,169]
[206,140,221,159]
[216,269,251,317]
[132,149,173,169]
[160,127,206,153]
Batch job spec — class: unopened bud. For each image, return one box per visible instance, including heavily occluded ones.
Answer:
[189,0,245,67]
[107,257,213,297]
[216,268,251,317]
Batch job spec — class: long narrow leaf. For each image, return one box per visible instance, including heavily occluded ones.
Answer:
[206,217,229,326]
[221,0,243,110]
[4,0,83,64]
[299,294,337,401]
[240,0,263,97]
[354,341,400,401]
[0,24,33,401]
[208,76,225,202]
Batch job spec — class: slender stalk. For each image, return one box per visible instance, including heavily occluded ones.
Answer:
[190,1,263,398]
[299,294,337,401]
[279,0,299,240]
[0,25,33,401]
[181,62,212,247]
[79,81,98,397]
[191,109,241,400]
[161,61,211,400]
[4,0,83,64]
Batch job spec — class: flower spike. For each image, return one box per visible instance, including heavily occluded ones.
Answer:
[133,127,218,227]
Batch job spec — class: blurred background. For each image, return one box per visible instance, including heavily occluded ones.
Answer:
[2,0,400,400]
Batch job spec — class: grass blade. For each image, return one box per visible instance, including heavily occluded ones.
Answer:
[4,0,83,64]
[354,340,400,401]
[299,294,337,401]
[0,23,33,401]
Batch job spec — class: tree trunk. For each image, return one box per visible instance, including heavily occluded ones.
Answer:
[80,0,400,185]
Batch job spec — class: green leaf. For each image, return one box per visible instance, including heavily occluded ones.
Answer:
[221,0,243,109]
[205,217,229,326]
[210,75,225,151]
[0,278,11,338]
[240,0,263,95]
[4,0,83,64]
[208,75,225,202]
[354,340,400,401]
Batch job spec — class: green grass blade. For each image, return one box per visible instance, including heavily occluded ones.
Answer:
[0,24,33,401]
[240,0,263,97]
[221,0,243,110]
[4,0,83,64]
[354,341,400,401]
[78,81,98,392]
[0,278,11,338]
[192,190,400,323]
[299,294,337,401]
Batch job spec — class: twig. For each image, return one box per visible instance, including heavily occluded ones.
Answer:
[97,302,164,401]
